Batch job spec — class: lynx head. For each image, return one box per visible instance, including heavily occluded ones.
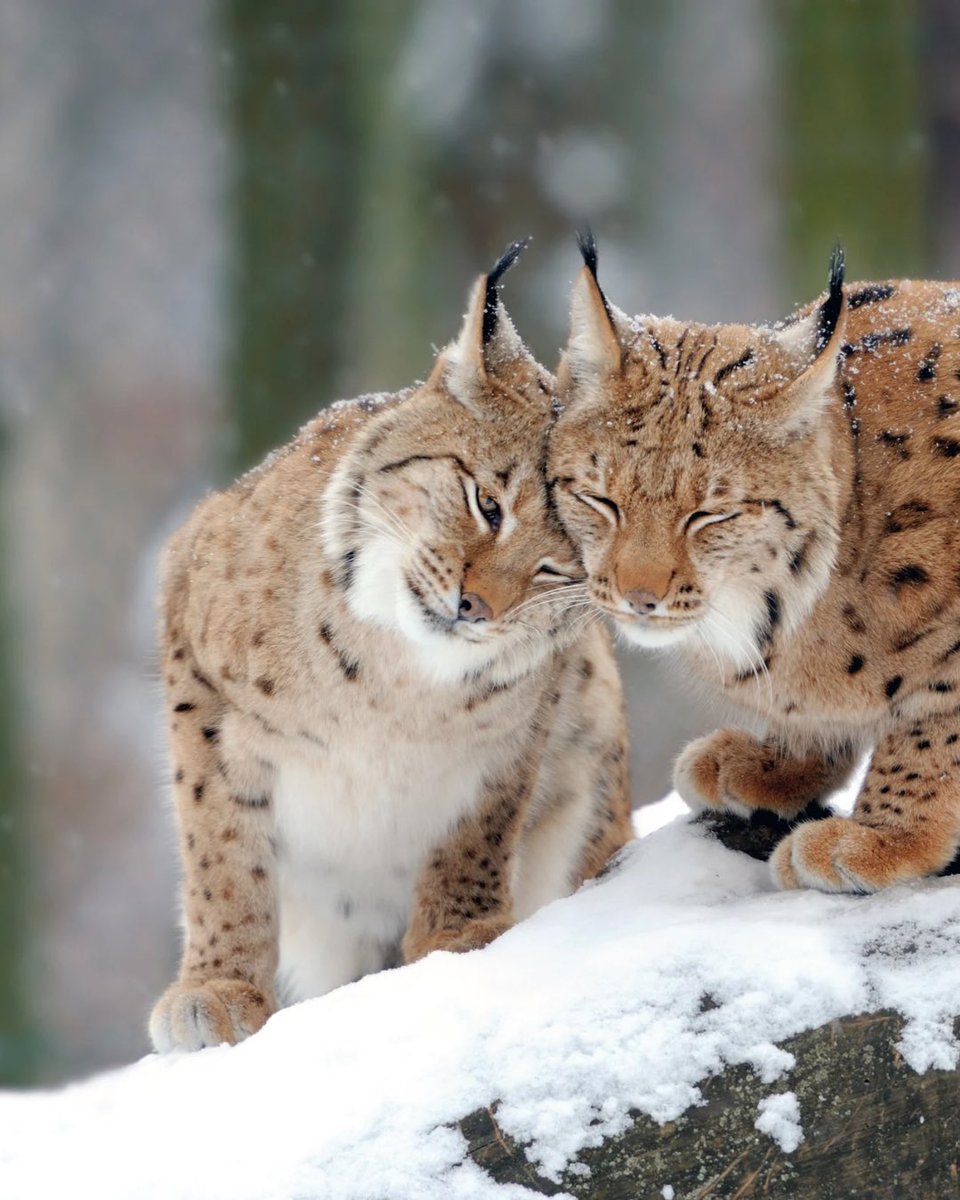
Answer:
[548,233,848,671]
[323,240,586,682]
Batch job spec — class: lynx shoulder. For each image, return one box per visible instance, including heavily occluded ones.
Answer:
[150,245,631,1052]
[550,233,960,894]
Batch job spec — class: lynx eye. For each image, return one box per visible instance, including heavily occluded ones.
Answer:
[534,561,582,584]
[477,490,502,532]
[574,493,620,526]
[684,509,742,535]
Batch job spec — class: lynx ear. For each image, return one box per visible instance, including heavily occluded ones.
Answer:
[431,238,530,415]
[562,229,622,405]
[766,245,847,436]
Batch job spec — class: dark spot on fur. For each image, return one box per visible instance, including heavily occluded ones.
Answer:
[847,283,896,309]
[755,591,781,648]
[202,726,220,743]
[842,328,912,355]
[884,501,931,534]
[893,627,934,652]
[318,623,361,681]
[174,702,196,713]
[233,794,270,809]
[713,348,755,386]
[933,436,960,457]
[890,564,929,589]
[884,676,903,698]
[847,655,865,674]
[916,344,942,382]
[788,533,815,576]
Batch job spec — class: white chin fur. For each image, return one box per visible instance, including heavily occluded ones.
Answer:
[697,585,767,673]
[345,538,505,683]
[615,618,695,649]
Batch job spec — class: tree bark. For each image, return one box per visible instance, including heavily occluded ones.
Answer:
[222,0,366,472]
[776,0,928,299]
[0,424,36,1085]
[461,1010,960,1198]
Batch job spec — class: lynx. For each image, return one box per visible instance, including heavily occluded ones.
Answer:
[149,243,631,1052]
[549,231,960,894]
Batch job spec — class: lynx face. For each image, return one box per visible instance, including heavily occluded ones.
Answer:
[323,256,585,683]
[549,242,846,672]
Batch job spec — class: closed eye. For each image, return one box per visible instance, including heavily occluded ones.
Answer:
[534,561,584,584]
[683,510,742,535]
[574,492,620,526]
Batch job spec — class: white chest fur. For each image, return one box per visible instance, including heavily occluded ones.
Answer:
[271,723,491,1001]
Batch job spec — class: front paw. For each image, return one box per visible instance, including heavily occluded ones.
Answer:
[149,978,275,1053]
[675,729,826,822]
[674,730,757,819]
[770,817,922,893]
[404,917,512,962]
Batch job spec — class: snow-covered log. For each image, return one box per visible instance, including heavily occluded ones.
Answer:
[461,1008,960,1198]
[1,800,959,1200]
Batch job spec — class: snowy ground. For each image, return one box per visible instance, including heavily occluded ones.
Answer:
[3,786,960,1200]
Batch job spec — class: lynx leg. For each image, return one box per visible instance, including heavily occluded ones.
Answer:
[674,729,855,821]
[772,715,960,892]
[150,646,279,1052]
[402,776,530,961]
[514,704,631,917]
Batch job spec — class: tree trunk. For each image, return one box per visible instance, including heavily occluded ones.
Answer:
[776,0,928,299]
[461,1010,960,1198]
[0,426,36,1086]
[923,0,960,273]
[222,0,366,472]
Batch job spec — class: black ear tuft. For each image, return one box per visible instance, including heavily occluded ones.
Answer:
[575,225,613,322]
[482,237,530,346]
[815,242,845,354]
[576,226,599,279]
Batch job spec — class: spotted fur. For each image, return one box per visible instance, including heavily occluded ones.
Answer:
[550,240,960,894]
[149,252,631,1051]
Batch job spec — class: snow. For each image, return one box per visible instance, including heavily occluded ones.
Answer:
[755,1090,803,1153]
[2,785,960,1200]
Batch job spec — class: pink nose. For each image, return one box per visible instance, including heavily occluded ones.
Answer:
[624,588,660,615]
[458,592,493,623]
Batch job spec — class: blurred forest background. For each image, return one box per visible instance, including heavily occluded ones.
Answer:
[0,0,956,1086]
